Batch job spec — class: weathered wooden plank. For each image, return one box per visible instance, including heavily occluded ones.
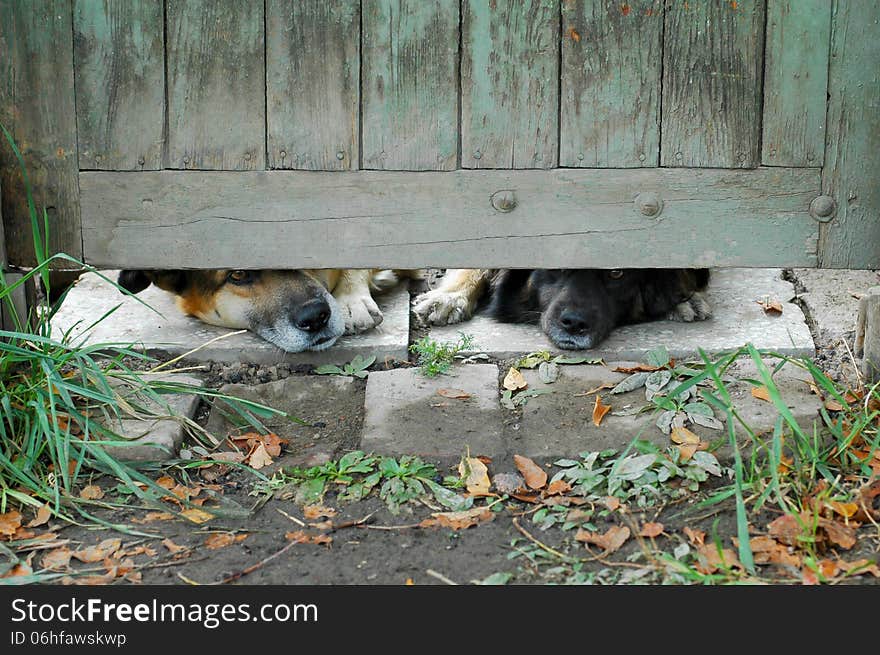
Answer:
[73,0,165,170]
[361,0,459,170]
[0,0,82,266]
[166,0,264,170]
[819,1,880,269]
[462,0,559,169]
[267,0,360,171]
[560,0,662,168]
[661,1,765,168]
[761,0,831,167]
[81,168,820,269]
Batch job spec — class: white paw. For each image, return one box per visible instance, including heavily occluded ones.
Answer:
[412,289,475,325]
[335,291,383,334]
[668,291,712,322]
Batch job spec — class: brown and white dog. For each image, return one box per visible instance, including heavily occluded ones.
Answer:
[413,268,712,350]
[117,268,410,352]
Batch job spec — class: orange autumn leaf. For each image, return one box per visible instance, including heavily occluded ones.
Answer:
[0,510,23,537]
[303,505,338,520]
[757,298,783,315]
[437,388,472,400]
[73,538,121,563]
[671,426,701,445]
[592,395,611,427]
[26,504,52,528]
[745,536,801,568]
[684,526,706,546]
[576,525,630,554]
[695,544,743,574]
[180,508,213,524]
[162,538,188,554]
[823,398,846,412]
[284,530,332,545]
[837,558,880,578]
[503,367,528,391]
[826,501,859,519]
[767,513,805,546]
[419,507,495,531]
[1,562,33,579]
[79,485,104,500]
[205,533,248,550]
[247,442,273,470]
[820,518,856,550]
[604,496,620,511]
[544,479,571,496]
[568,27,580,42]
[41,547,72,571]
[156,476,176,489]
[751,386,771,402]
[513,454,547,490]
[639,522,664,538]
[131,511,175,524]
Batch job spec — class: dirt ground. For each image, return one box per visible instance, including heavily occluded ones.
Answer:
[23,268,880,585]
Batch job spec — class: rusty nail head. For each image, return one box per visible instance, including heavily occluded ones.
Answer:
[809,195,836,222]
[635,192,663,217]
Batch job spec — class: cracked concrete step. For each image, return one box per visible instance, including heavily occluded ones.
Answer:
[427,268,815,361]
[50,270,410,365]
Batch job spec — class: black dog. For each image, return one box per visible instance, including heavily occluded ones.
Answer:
[412,268,712,350]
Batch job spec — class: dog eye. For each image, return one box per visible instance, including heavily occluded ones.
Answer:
[608,270,624,280]
[227,270,253,285]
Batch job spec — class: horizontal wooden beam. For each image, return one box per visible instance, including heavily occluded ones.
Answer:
[80,168,821,269]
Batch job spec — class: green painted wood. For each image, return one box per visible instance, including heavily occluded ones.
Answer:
[361,0,459,170]
[166,0,264,170]
[661,0,765,168]
[761,0,831,167]
[462,0,559,169]
[560,0,662,168]
[267,0,360,171]
[0,0,82,266]
[73,0,165,171]
[80,167,820,269]
[819,0,880,269]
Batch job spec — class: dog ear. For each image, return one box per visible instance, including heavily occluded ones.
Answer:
[117,270,152,294]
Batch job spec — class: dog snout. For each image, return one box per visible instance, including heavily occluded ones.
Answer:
[292,299,331,332]
[558,308,590,336]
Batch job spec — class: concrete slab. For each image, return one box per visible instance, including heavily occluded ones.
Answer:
[427,268,815,361]
[100,374,202,462]
[792,268,879,338]
[509,357,823,463]
[362,364,505,461]
[205,375,364,466]
[50,271,410,365]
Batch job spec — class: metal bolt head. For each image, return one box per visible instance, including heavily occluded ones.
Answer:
[279,150,287,158]
[183,156,190,164]
[138,156,146,166]
[490,190,517,213]
[810,195,836,222]
[638,152,646,162]
[577,153,584,161]
[244,152,251,161]
[473,150,482,160]
[336,150,345,160]
[634,192,663,217]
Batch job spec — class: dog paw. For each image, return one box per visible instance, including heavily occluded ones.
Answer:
[336,291,384,334]
[412,289,475,325]
[668,291,712,322]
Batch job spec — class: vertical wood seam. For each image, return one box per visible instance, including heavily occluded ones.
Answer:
[358,0,364,172]
[756,0,770,166]
[657,0,668,168]
[68,0,84,258]
[262,0,267,170]
[162,0,169,169]
[817,0,837,266]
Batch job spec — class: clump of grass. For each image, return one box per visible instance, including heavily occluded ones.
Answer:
[409,332,476,376]
[0,124,284,552]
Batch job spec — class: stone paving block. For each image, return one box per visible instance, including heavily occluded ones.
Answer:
[50,271,410,365]
[428,268,815,361]
[362,364,505,461]
[100,374,202,462]
[509,357,823,463]
[206,376,363,466]
[793,268,879,337]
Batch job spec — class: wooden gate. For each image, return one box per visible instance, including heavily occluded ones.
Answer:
[1,0,878,271]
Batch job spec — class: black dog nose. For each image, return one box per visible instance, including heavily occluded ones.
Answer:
[559,309,589,335]
[293,300,331,332]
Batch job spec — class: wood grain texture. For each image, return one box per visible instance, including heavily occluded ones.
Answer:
[166,0,264,170]
[73,0,165,170]
[661,0,765,168]
[819,1,880,269]
[361,0,459,170]
[0,0,82,266]
[462,0,559,169]
[80,167,820,269]
[267,0,360,170]
[560,0,662,167]
[761,0,831,167]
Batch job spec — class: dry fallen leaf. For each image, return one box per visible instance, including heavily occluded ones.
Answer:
[79,485,104,500]
[545,479,571,496]
[247,442,273,470]
[205,533,248,550]
[156,475,176,489]
[743,536,801,568]
[513,454,547,490]
[0,510,23,537]
[73,538,122,563]
[837,558,880,578]
[162,538,188,554]
[612,364,661,374]
[592,395,611,427]
[671,426,701,445]
[639,522,664,538]
[1,562,33,579]
[757,297,784,315]
[131,511,175,524]
[826,500,859,519]
[26,504,52,528]
[684,526,706,546]
[459,456,491,496]
[568,27,580,42]
[420,507,495,531]
[40,547,72,571]
[820,518,856,550]
[767,513,804,546]
[503,367,528,391]
[284,530,332,545]
[604,496,620,511]
[823,398,846,412]
[576,525,631,554]
[695,544,743,574]
[303,505,338,520]
[438,388,472,400]
[180,508,213,524]
[751,386,771,402]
